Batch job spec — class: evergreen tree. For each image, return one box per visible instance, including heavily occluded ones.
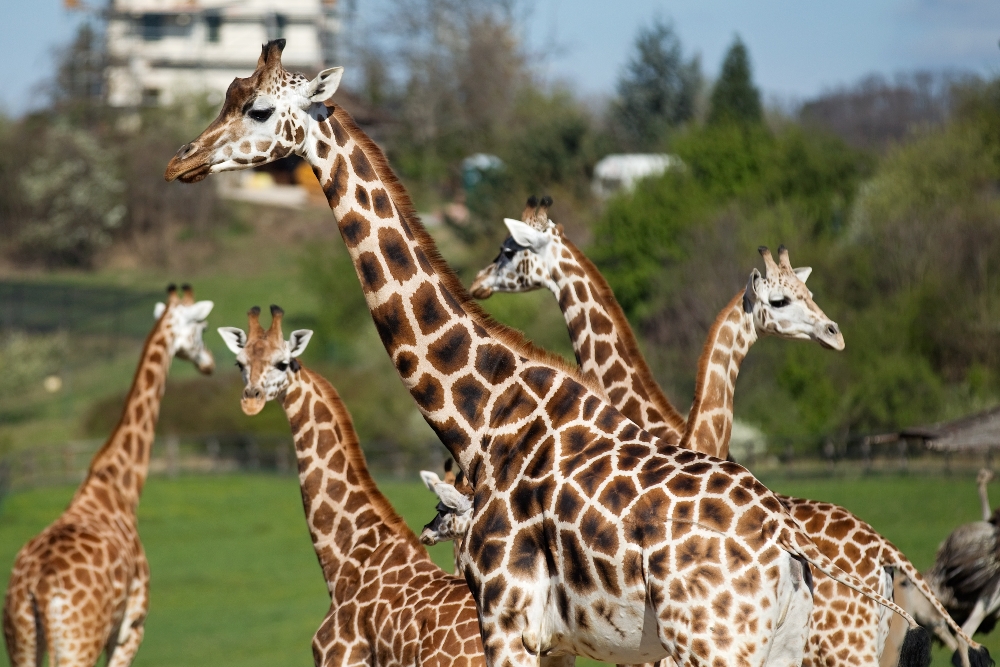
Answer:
[612,19,700,149]
[708,36,762,126]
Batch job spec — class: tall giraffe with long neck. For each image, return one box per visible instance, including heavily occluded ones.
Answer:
[465,206,986,667]
[470,196,687,444]
[3,285,214,667]
[216,305,503,667]
[166,40,929,667]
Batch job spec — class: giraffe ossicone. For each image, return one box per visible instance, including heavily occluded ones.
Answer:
[3,284,213,667]
[168,41,927,667]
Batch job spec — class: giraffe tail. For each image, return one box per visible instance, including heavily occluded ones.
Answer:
[890,557,993,667]
[779,518,917,625]
[778,517,936,666]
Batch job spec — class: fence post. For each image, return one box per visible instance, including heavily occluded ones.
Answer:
[207,437,220,473]
[166,435,179,478]
[276,441,290,474]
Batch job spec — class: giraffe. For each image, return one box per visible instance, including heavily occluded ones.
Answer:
[217,305,486,667]
[420,460,473,575]
[216,305,572,667]
[165,39,930,667]
[469,196,687,445]
[464,208,986,667]
[2,285,214,667]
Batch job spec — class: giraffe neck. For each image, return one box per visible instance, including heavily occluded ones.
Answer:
[303,104,595,478]
[679,292,757,458]
[281,366,429,589]
[79,313,174,510]
[551,238,686,444]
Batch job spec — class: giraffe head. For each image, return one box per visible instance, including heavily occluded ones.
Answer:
[743,246,845,350]
[164,39,344,183]
[217,305,314,415]
[469,195,561,298]
[418,471,474,546]
[155,284,215,373]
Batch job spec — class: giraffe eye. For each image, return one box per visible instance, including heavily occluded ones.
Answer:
[248,107,274,122]
[770,297,790,308]
[275,361,288,372]
[235,361,245,371]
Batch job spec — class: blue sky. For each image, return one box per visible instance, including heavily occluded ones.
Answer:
[3,0,999,116]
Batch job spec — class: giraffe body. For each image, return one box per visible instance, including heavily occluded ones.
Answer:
[3,287,213,667]
[166,41,924,667]
[468,212,985,667]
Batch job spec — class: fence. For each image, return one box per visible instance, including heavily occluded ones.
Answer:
[0,432,447,502]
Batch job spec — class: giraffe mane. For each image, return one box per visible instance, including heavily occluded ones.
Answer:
[329,105,604,396]
[86,301,172,478]
[299,363,426,551]
[561,235,688,433]
[681,291,745,448]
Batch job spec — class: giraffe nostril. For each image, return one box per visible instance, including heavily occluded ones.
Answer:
[176,143,197,159]
[827,324,839,336]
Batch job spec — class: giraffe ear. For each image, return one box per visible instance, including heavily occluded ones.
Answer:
[420,470,443,490]
[305,67,344,104]
[186,300,214,322]
[503,218,549,252]
[743,268,761,313]
[154,302,167,320]
[793,266,812,283]
[434,483,472,512]
[287,329,314,357]
[217,327,247,354]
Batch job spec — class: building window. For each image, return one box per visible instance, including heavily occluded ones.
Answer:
[266,13,287,41]
[205,11,222,43]
[141,14,165,41]
[141,88,160,106]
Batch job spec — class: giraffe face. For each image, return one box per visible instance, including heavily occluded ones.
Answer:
[154,298,215,373]
[217,307,313,415]
[744,246,845,350]
[164,39,343,183]
[419,480,473,546]
[469,218,559,298]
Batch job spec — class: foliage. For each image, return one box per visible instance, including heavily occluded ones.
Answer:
[610,19,701,150]
[592,72,1000,445]
[14,123,126,267]
[707,36,763,127]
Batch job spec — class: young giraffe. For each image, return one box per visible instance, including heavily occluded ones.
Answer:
[217,305,572,667]
[2,285,214,667]
[464,209,986,667]
[420,460,473,575]
[166,39,927,667]
[217,306,484,667]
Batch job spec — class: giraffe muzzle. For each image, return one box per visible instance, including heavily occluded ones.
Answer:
[815,321,845,351]
[469,271,494,300]
[241,387,266,416]
[164,144,212,183]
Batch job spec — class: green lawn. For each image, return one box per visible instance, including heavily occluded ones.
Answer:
[1,474,995,667]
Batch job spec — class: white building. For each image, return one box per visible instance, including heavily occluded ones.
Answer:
[104,0,340,107]
[591,154,683,199]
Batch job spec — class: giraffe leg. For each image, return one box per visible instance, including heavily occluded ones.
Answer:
[759,554,812,667]
[41,589,107,667]
[2,580,40,667]
[105,552,150,667]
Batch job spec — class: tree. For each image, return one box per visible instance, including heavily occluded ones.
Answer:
[708,36,762,126]
[612,19,700,149]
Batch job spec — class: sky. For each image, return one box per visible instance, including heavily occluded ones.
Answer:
[2,0,999,116]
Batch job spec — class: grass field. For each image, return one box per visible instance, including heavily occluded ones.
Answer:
[1,473,996,667]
